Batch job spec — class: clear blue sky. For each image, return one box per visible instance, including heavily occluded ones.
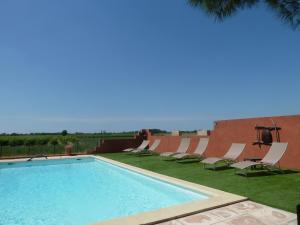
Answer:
[0,0,299,133]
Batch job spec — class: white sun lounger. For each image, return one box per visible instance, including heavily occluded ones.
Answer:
[160,138,190,157]
[173,138,209,159]
[231,142,288,172]
[201,143,246,167]
[135,139,161,154]
[123,140,149,152]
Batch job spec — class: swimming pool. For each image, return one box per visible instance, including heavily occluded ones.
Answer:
[0,156,210,225]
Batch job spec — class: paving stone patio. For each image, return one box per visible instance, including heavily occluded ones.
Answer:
[157,201,297,225]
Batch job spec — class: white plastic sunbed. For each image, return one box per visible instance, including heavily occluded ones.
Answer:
[201,143,246,168]
[134,139,161,154]
[123,140,149,152]
[173,138,209,159]
[231,142,288,173]
[160,138,190,157]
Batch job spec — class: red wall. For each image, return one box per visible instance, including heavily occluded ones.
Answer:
[149,115,300,169]
[205,115,300,169]
[96,139,142,153]
[96,131,147,153]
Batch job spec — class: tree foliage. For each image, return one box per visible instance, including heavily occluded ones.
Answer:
[61,130,68,136]
[50,138,59,146]
[0,136,77,147]
[0,138,9,147]
[24,138,36,147]
[188,0,300,29]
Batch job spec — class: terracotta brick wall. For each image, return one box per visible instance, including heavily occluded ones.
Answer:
[205,115,300,169]
[95,131,147,153]
[149,115,300,169]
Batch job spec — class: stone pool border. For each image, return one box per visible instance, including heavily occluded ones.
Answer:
[0,155,248,225]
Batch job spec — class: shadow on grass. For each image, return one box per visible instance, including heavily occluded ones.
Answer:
[137,154,154,157]
[236,169,299,177]
[177,159,201,164]
[204,165,233,171]
[161,157,177,161]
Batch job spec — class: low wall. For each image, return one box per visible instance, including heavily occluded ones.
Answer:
[149,115,300,169]
[206,115,300,169]
[96,131,147,153]
[96,139,142,153]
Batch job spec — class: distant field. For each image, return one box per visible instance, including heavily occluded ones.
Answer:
[0,133,135,158]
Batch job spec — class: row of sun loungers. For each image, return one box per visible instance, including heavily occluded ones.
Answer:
[201,142,288,173]
[202,143,246,168]
[231,142,288,170]
[123,138,288,175]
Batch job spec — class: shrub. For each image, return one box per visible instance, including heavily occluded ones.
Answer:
[24,138,36,146]
[36,137,50,145]
[66,136,78,144]
[50,138,59,146]
[59,136,78,145]
[9,138,24,147]
[0,138,9,146]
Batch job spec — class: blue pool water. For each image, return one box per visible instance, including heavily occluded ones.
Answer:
[0,157,209,225]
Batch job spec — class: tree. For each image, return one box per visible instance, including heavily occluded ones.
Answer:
[61,130,68,136]
[188,0,300,29]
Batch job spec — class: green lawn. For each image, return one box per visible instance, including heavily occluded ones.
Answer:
[98,152,300,213]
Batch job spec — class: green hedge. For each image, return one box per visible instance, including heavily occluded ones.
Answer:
[0,133,134,157]
[0,136,78,147]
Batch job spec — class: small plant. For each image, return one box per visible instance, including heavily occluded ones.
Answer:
[36,137,50,146]
[0,138,9,157]
[9,138,24,147]
[50,138,59,153]
[0,138,9,147]
[24,138,36,153]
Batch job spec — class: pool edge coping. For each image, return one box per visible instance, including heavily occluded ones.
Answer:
[91,155,247,225]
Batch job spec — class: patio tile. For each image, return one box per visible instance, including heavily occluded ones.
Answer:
[178,212,221,224]
[155,201,297,225]
[157,221,184,225]
[225,214,268,225]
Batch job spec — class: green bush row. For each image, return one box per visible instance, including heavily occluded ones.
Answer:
[0,136,78,147]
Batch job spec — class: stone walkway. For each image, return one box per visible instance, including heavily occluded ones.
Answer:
[157,201,297,225]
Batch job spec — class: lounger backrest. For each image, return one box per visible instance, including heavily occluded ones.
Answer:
[177,138,190,153]
[261,142,288,165]
[149,139,160,152]
[137,140,149,150]
[223,143,246,160]
[194,138,209,155]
